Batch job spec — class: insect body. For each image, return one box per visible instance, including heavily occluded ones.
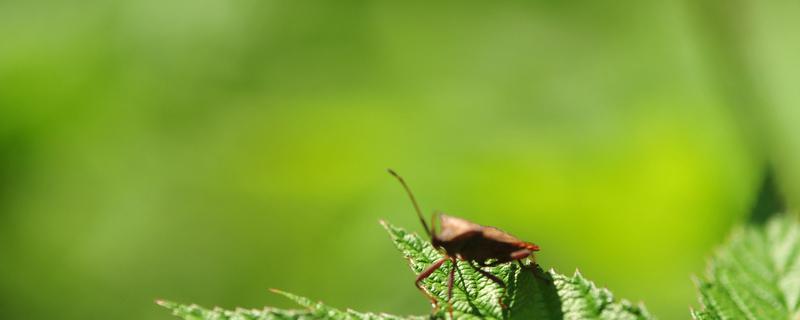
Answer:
[388,169,540,314]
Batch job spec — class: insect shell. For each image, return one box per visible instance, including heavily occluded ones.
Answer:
[432,214,540,265]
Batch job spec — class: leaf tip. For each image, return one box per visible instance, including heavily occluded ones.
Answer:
[269,289,316,309]
[154,299,174,308]
[379,219,404,239]
[689,274,702,288]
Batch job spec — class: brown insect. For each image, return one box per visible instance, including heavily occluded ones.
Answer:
[388,169,540,314]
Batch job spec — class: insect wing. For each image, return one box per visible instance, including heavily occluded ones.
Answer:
[436,214,483,242]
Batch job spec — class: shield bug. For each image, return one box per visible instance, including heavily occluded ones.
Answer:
[387,169,540,314]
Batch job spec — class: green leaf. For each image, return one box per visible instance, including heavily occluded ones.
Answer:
[748,167,786,224]
[551,272,652,320]
[156,298,312,320]
[156,289,423,320]
[692,214,800,320]
[159,221,652,320]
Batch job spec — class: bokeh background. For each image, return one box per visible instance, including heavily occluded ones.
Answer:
[3,1,800,319]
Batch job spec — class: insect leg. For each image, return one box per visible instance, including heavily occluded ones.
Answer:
[516,260,549,282]
[468,261,506,288]
[478,249,532,268]
[467,260,508,309]
[510,249,531,260]
[416,257,448,307]
[508,250,548,282]
[447,257,457,319]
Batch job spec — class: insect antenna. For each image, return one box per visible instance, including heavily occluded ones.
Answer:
[387,169,433,238]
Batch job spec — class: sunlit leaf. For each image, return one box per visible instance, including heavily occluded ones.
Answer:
[692,214,800,320]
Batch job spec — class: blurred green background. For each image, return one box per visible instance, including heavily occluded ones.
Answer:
[3,1,800,319]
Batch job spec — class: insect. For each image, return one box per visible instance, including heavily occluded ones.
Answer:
[388,169,540,314]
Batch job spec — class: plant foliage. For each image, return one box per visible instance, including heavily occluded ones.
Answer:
[159,221,651,319]
[692,214,800,320]
[156,290,421,320]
